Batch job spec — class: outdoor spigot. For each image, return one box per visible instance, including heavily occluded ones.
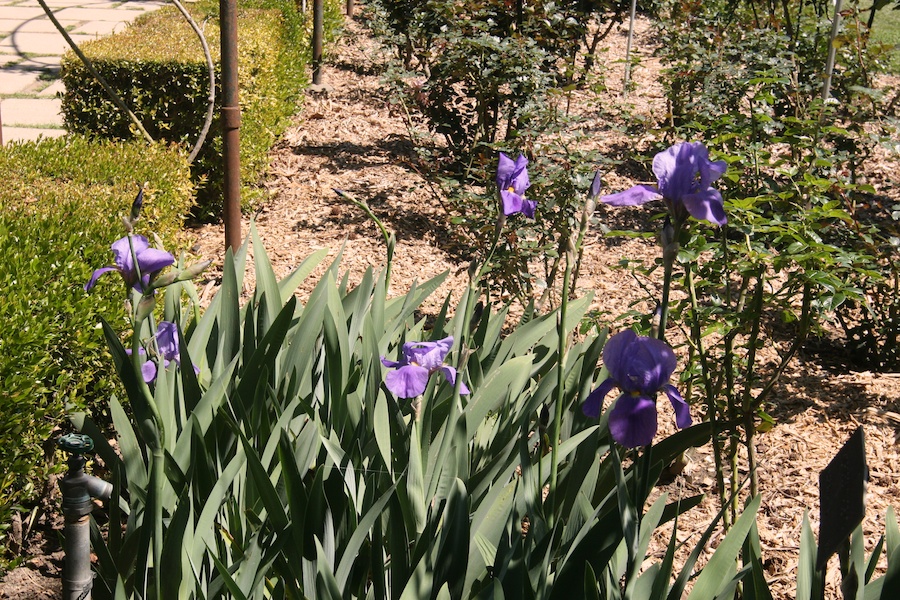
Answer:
[58,433,112,600]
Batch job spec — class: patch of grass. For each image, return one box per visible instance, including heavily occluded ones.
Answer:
[870,7,900,74]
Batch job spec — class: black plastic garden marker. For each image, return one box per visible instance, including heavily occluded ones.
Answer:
[816,426,868,571]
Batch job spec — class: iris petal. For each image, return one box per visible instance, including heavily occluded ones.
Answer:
[601,185,660,207]
[520,199,537,218]
[620,336,676,392]
[608,395,658,448]
[496,152,517,189]
[84,266,117,291]
[385,365,430,398]
[404,336,453,369]
[138,248,176,276]
[681,190,727,225]
[587,330,688,446]
[381,356,405,369]
[501,190,523,215]
[156,322,180,361]
[511,155,530,193]
[581,377,617,418]
[664,384,692,428]
[141,360,158,383]
[496,152,532,218]
[111,235,146,272]
[440,366,470,395]
[601,329,636,382]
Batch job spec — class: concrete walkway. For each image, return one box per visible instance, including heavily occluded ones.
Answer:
[0,0,163,144]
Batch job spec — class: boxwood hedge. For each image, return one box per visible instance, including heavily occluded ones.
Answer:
[60,0,327,220]
[0,136,193,565]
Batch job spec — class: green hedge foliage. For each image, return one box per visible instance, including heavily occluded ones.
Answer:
[60,0,313,220]
[0,136,193,564]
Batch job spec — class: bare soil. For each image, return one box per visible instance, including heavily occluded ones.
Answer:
[4,12,900,600]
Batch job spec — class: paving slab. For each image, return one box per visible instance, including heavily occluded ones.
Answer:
[52,7,152,21]
[16,0,112,7]
[0,0,165,143]
[37,79,64,97]
[0,31,98,55]
[0,69,40,94]
[1,97,61,126]
[0,7,48,20]
[17,55,61,71]
[1,126,65,143]
[0,18,83,34]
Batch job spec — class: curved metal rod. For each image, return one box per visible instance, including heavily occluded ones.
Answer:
[169,0,216,163]
[36,0,155,143]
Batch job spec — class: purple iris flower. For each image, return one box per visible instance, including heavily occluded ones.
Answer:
[85,235,175,293]
[601,142,727,226]
[582,330,691,448]
[496,152,535,218]
[128,321,198,383]
[381,336,470,398]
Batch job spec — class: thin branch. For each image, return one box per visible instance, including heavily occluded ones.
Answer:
[169,0,216,163]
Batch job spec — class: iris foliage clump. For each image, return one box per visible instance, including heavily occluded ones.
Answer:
[72,137,900,597]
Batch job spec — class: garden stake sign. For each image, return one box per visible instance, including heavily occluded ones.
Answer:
[817,426,868,571]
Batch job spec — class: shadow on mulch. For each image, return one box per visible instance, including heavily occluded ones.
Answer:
[288,133,417,172]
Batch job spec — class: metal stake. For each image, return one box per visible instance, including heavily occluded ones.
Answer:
[220,0,242,251]
[313,0,324,85]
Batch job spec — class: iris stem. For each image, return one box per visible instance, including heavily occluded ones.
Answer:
[333,189,394,289]
[548,238,574,528]
[125,233,166,598]
[686,263,728,523]
[657,218,681,343]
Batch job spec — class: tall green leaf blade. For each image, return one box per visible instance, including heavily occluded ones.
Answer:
[210,551,250,600]
[108,394,149,495]
[315,538,344,600]
[187,238,248,361]
[685,495,761,600]
[171,354,240,471]
[278,247,330,303]
[880,506,900,599]
[251,222,282,335]
[236,295,297,405]
[229,415,289,531]
[741,521,775,600]
[335,484,396,590]
[465,355,532,438]
[218,247,242,377]
[190,449,246,567]
[797,511,822,600]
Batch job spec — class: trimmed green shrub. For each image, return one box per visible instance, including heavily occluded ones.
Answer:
[0,136,193,566]
[60,0,313,220]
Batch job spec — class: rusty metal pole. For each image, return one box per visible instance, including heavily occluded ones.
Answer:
[346,0,353,17]
[312,0,323,85]
[220,0,242,251]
